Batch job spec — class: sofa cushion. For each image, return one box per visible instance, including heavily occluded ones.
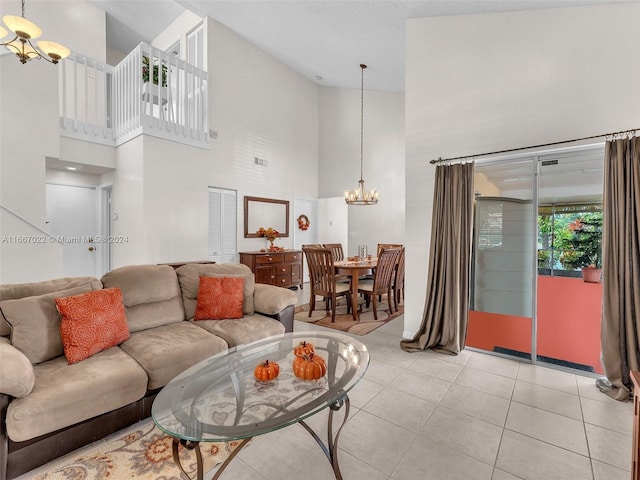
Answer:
[0,281,102,364]
[120,322,227,390]
[194,276,244,320]
[56,288,130,364]
[192,313,285,348]
[0,277,101,337]
[176,263,255,319]
[101,265,185,332]
[6,347,147,442]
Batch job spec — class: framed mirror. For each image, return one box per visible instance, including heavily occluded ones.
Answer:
[244,196,290,238]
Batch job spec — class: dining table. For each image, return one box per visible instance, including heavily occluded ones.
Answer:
[334,257,378,321]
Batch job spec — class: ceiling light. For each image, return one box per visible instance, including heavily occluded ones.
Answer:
[1,0,70,64]
[345,64,378,206]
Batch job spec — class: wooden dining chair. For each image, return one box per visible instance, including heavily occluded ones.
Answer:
[323,243,345,262]
[377,243,403,257]
[392,247,405,312]
[302,246,351,322]
[358,248,401,320]
[322,243,350,283]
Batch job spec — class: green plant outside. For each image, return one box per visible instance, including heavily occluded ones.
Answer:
[537,209,603,271]
[142,56,168,87]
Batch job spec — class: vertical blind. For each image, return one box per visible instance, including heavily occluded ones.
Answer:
[208,187,237,263]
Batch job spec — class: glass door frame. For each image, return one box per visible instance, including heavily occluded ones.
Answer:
[469,143,604,372]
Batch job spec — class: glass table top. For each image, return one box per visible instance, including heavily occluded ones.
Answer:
[152,331,369,443]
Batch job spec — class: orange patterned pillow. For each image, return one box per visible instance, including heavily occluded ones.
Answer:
[55,288,130,364]
[194,276,244,320]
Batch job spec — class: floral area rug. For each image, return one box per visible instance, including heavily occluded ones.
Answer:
[32,420,242,480]
[295,295,403,335]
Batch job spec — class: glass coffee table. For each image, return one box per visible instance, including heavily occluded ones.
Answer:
[152,331,369,480]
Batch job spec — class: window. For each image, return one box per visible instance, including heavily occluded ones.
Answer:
[476,199,504,249]
[208,187,237,263]
[537,203,603,277]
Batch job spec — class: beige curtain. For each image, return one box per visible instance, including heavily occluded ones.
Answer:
[601,136,640,401]
[401,162,474,354]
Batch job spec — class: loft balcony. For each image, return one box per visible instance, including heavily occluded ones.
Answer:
[59,42,208,149]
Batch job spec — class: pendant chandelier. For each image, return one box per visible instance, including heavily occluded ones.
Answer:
[344,63,379,205]
[0,0,70,64]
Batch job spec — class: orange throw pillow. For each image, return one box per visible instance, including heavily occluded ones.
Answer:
[194,276,244,320]
[55,288,130,364]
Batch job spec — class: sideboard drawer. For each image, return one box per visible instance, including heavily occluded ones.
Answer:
[256,254,282,264]
[285,252,301,263]
[277,264,292,275]
[275,275,291,287]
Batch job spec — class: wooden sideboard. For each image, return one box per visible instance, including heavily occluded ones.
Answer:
[239,250,303,289]
[632,371,640,479]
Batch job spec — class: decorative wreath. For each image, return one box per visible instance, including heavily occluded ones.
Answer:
[297,214,310,231]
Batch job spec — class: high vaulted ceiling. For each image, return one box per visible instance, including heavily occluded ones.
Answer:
[89,0,634,92]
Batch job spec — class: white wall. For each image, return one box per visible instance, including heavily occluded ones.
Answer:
[404,4,640,338]
[318,86,405,257]
[108,18,320,267]
[318,197,348,248]
[110,136,144,267]
[0,1,106,283]
[207,17,319,256]
[152,10,203,55]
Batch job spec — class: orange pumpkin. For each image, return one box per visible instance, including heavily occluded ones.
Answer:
[254,360,279,381]
[292,353,327,381]
[293,341,315,358]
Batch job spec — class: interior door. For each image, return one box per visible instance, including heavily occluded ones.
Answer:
[46,183,97,277]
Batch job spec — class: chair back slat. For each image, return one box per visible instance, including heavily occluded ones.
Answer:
[372,248,401,294]
[394,247,405,288]
[303,247,335,297]
[377,243,403,257]
[323,243,344,262]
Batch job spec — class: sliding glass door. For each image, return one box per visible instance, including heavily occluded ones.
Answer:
[536,149,604,374]
[467,159,535,361]
[468,148,604,374]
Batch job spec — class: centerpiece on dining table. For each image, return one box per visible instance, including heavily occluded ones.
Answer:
[256,227,285,252]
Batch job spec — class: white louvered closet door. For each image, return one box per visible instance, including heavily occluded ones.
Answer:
[208,187,237,263]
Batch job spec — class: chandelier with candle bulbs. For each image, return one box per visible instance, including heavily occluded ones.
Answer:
[344,63,378,205]
[0,0,70,64]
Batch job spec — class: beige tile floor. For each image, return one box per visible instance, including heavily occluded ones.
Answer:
[18,286,633,480]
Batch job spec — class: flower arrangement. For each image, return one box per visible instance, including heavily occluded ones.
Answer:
[256,227,279,242]
[256,227,285,252]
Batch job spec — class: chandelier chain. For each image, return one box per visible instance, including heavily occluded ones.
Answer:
[344,63,378,205]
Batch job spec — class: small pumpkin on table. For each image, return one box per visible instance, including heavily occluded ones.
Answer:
[293,340,315,357]
[254,360,280,381]
[293,352,327,381]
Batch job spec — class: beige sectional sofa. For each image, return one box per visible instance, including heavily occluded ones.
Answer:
[0,262,297,480]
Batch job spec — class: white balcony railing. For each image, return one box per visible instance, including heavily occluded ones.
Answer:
[59,43,208,149]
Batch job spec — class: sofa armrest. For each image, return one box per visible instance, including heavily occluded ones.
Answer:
[254,284,297,315]
[0,342,35,398]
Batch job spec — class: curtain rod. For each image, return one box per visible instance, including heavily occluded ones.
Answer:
[429,128,639,164]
